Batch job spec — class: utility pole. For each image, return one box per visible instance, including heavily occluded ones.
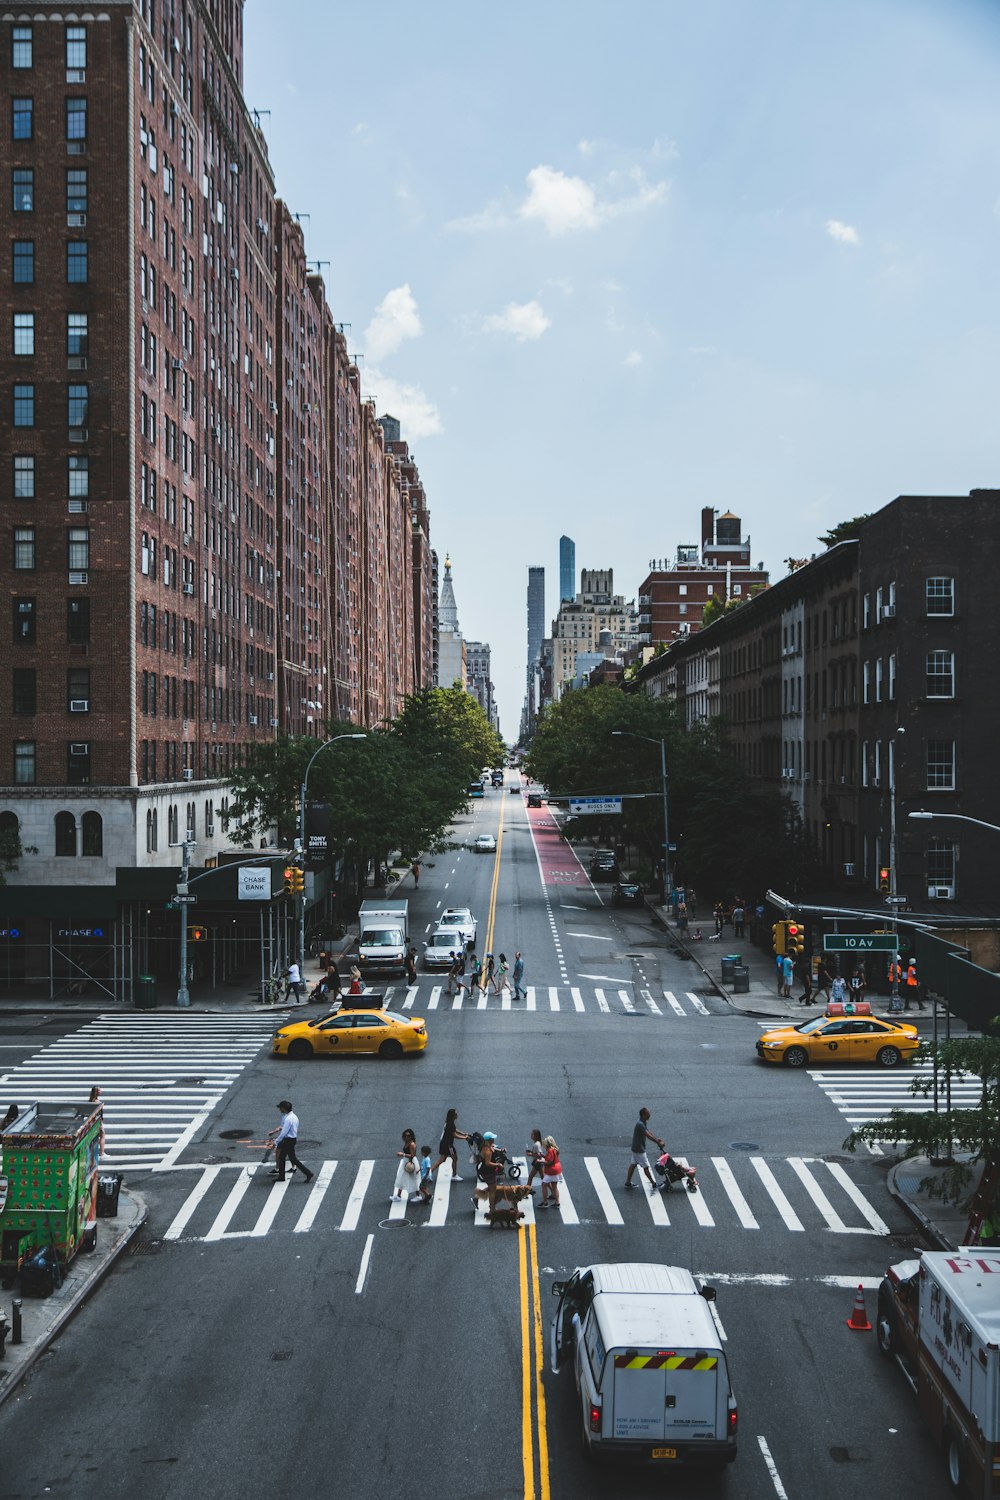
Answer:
[175,839,195,1008]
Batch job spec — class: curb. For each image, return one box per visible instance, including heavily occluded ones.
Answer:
[0,1192,148,1410]
[885,1164,958,1253]
[646,903,731,1005]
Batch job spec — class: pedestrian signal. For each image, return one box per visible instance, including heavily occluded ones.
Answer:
[187,925,207,942]
[772,922,786,956]
[879,866,891,893]
[786,922,804,957]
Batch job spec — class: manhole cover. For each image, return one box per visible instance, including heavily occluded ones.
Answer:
[219,1128,254,1140]
[271,1350,293,1362]
[730,1142,759,1151]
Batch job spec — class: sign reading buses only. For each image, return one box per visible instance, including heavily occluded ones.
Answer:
[569,797,622,816]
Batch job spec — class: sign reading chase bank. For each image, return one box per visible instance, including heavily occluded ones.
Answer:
[57,927,105,939]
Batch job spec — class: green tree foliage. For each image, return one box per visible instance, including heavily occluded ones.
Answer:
[524,686,809,898]
[819,514,871,547]
[0,822,36,888]
[221,689,504,905]
[845,1034,1000,1206]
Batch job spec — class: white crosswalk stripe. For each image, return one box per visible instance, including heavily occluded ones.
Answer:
[161,1151,892,1244]
[0,1013,281,1170]
[363,982,716,1017]
[810,1062,982,1131]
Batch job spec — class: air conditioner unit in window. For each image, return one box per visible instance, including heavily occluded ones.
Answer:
[67,356,88,370]
[883,604,896,618]
[172,358,183,371]
[69,570,88,585]
[69,699,90,713]
[68,500,88,514]
[69,428,89,443]
[182,767,194,781]
[266,671,274,681]
[248,715,258,725]
[66,69,86,83]
[843,862,855,877]
[928,884,955,901]
[269,717,279,727]
[206,824,215,837]
[70,742,89,756]
[67,141,86,155]
[67,212,87,227]
[182,582,195,594]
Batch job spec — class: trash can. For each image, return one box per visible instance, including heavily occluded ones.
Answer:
[732,964,751,994]
[135,974,157,1010]
[720,954,742,984]
[20,1245,62,1298]
[96,1172,123,1219]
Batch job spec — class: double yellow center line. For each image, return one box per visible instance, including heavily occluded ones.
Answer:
[482,792,550,1498]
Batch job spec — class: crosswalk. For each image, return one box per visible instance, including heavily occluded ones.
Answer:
[387,984,713,1018]
[811,1061,983,1132]
[0,1013,283,1170]
[162,1150,890,1244]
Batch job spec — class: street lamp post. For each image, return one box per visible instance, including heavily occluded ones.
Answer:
[909,811,1000,835]
[175,838,196,1008]
[298,734,367,971]
[612,731,671,903]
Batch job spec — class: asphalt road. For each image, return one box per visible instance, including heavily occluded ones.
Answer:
[0,786,956,1499]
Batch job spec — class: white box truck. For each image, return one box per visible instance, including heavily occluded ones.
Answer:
[549,1262,737,1471]
[877,1249,1000,1496]
[357,900,409,978]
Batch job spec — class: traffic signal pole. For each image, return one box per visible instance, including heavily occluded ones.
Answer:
[176,839,192,1008]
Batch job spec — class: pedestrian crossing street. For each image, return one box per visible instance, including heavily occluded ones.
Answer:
[162,1150,891,1244]
[0,1013,284,1171]
[810,1061,983,1133]
[390,984,713,1017]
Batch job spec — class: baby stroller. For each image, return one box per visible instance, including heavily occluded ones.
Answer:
[654,1151,698,1194]
[468,1129,522,1183]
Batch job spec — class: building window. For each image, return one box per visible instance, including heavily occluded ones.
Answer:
[12,171,33,214]
[13,527,35,570]
[0,811,19,847]
[13,312,34,356]
[12,98,33,140]
[67,168,88,214]
[67,527,90,570]
[13,598,35,643]
[67,313,88,356]
[926,650,955,699]
[873,740,881,787]
[12,27,33,68]
[13,455,35,498]
[67,667,90,711]
[926,576,955,616]
[65,26,87,71]
[926,740,956,791]
[888,653,896,702]
[875,658,883,703]
[861,740,869,787]
[68,743,92,787]
[862,661,870,704]
[81,809,102,853]
[68,456,89,497]
[145,807,157,852]
[13,240,34,283]
[14,741,36,784]
[54,811,77,857]
[67,598,90,643]
[66,98,87,142]
[13,385,35,427]
[67,383,89,429]
[12,668,36,715]
[167,805,179,843]
[925,837,956,886]
[67,242,89,283]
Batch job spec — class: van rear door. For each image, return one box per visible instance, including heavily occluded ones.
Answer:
[662,1351,721,1443]
[611,1353,667,1442]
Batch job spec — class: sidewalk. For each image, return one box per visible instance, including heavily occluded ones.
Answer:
[651,902,973,1252]
[0,1186,146,1408]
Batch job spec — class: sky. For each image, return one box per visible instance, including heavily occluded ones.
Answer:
[243,0,1000,739]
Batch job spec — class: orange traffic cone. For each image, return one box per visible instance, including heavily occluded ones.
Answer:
[847,1283,871,1331]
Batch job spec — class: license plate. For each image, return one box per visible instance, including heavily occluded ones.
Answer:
[652,1447,677,1460]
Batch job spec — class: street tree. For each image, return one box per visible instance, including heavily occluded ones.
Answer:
[845,1033,1000,1213]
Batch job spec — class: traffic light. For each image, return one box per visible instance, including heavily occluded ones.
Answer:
[284,865,304,896]
[187,925,207,942]
[879,866,891,893]
[772,921,786,956]
[785,921,804,958]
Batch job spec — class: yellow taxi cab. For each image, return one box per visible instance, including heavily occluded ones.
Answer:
[756,1013,919,1069]
[273,1007,428,1061]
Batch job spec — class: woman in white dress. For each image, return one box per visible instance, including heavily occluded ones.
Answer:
[393,1127,420,1201]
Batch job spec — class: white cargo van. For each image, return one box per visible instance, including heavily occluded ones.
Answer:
[550,1262,737,1470]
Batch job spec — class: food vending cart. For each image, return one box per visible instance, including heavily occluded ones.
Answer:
[0,1101,103,1281]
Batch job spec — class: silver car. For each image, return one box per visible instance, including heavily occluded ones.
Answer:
[423,927,466,970]
[439,906,477,946]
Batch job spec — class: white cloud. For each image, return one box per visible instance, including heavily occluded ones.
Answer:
[623,349,643,367]
[364,284,423,363]
[578,138,598,156]
[825,219,861,246]
[519,164,668,236]
[446,201,510,234]
[367,371,442,439]
[483,299,551,342]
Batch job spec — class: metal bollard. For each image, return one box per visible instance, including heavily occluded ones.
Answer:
[11,1297,22,1345]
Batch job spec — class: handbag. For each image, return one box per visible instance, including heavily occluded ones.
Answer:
[404,1157,417,1175]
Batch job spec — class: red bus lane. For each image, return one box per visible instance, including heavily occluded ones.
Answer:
[526,801,594,891]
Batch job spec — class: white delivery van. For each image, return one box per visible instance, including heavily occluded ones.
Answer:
[550,1262,737,1470]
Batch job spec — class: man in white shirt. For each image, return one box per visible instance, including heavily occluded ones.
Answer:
[267,1099,313,1183]
[285,962,303,1003]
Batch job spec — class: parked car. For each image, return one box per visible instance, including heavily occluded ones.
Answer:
[611,880,643,907]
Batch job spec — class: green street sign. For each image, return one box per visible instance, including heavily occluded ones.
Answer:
[823,934,897,952]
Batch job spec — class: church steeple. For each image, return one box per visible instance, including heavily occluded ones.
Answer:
[439,554,460,633]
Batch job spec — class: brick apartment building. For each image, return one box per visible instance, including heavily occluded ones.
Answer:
[638,490,1000,914]
[638,507,769,647]
[0,1,432,998]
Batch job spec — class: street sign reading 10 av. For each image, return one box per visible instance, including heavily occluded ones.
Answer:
[823,934,897,952]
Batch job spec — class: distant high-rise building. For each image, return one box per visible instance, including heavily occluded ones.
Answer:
[550,568,638,701]
[465,641,496,734]
[521,566,546,741]
[559,536,576,602]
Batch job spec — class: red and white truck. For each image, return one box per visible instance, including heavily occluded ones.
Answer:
[877,1250,1000,1496]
